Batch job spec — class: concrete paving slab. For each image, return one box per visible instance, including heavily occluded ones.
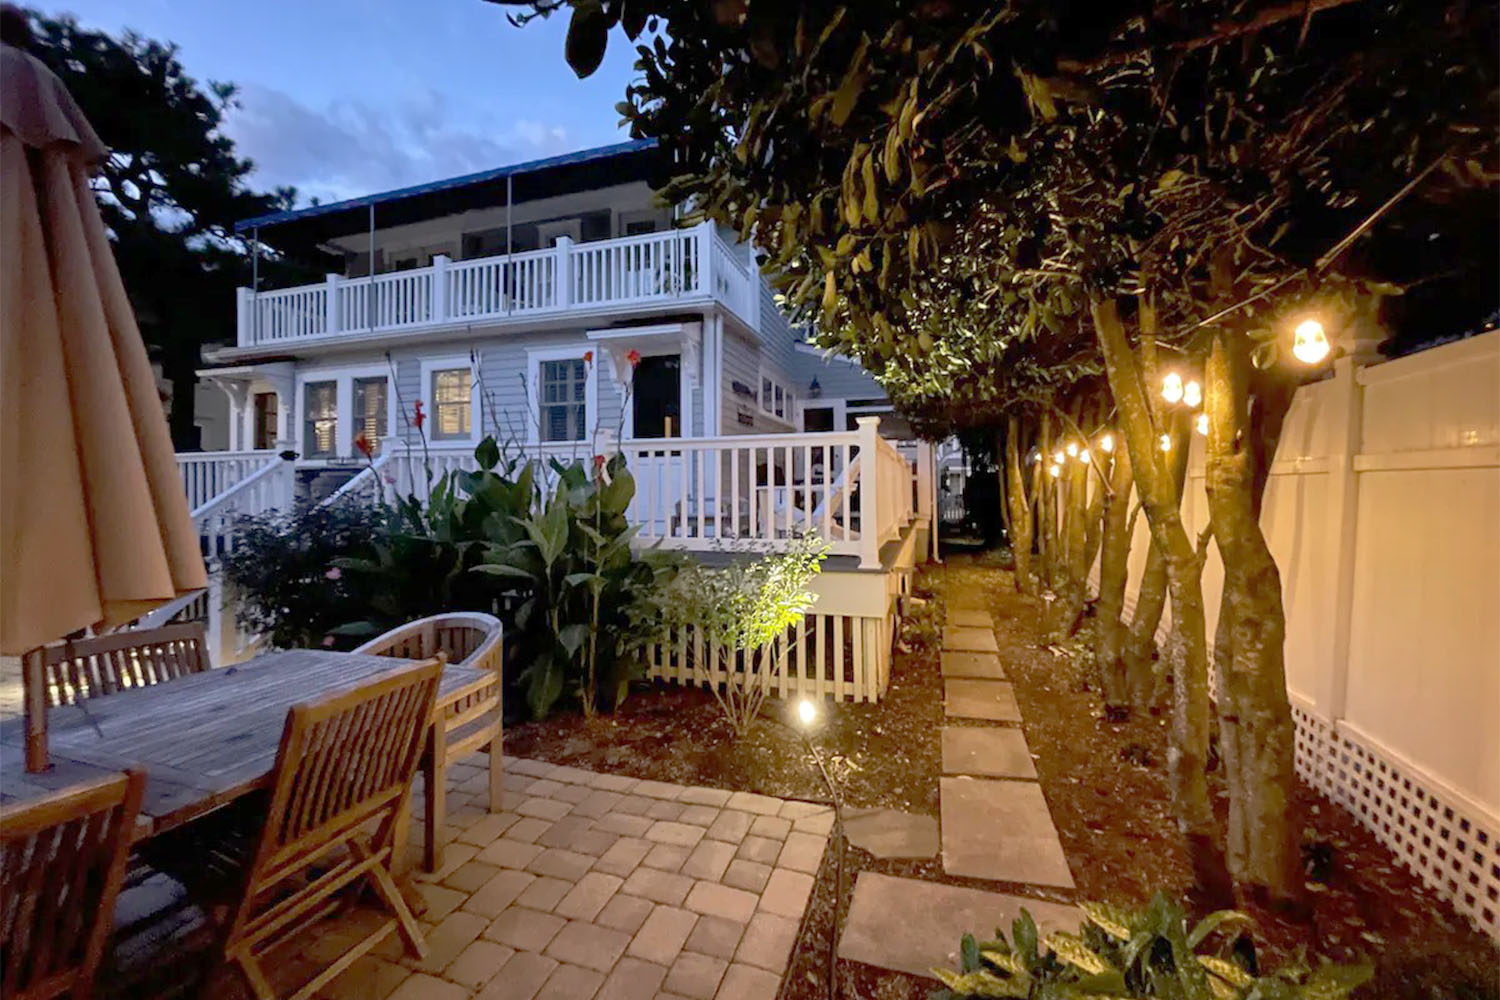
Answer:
[943,680,1021,722]
[941,626,1000,654]
[837,873,1079,980]
[947,609,994,628]
[940,651,1006,680]
[939,777,1075,887]
[941,727,1037,779]
[840,807,940,860]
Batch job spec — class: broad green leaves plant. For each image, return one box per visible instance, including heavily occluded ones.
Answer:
[658,534,827,736]
[932,894,1373,1000]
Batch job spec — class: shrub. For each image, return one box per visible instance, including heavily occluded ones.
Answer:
[659,534,827,736]
[933,893,1372,1000]
[221,499,388,650]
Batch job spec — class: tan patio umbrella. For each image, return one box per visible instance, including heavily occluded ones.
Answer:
[0,42,206,658]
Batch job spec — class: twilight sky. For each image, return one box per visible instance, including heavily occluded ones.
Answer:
[46,0,639,205]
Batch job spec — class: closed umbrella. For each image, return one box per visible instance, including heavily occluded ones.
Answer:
[0,37,207,762]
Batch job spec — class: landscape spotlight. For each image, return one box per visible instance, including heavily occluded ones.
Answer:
[797,698,818,728]
[1293,319,1331,365]
[1161,372,1184,404]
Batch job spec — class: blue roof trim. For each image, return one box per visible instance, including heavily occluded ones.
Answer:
[233,138,658,233]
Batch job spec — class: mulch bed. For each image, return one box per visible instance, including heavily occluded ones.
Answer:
[507,552,1498,1000]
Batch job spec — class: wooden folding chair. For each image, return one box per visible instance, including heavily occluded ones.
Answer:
[218,658,442,1000]
[0,770,146,1000]
[354,613,504,871]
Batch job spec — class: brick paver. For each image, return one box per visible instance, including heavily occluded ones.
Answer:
[300,757,829,1000]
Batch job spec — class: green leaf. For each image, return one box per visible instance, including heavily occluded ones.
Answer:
[565,0,609,79]
[961,932,980,972]
[1187,910,1254,949]
[472,563,536,581]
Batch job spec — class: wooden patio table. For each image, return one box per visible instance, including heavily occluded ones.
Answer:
[0,649,495,844]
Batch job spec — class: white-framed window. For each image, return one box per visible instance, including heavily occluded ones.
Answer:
[758,370,794,423]
[421,357,480,444]
[295,364,396,461]
[526,346,598,444]
[303,381,338,459]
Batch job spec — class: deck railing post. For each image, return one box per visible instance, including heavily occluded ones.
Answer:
[695,221,713,296]
[237,287,254,346]
[324,274,341,335]
[431,254,450,323]
[856,416,882,569]
[554,236,573,309]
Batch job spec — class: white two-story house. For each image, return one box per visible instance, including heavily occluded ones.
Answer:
[180,140,933,702]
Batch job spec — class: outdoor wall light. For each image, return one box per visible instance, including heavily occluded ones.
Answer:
[1196,412,1209,436]
[1159,433,1172,452]
[1182,380,1202,408]
[1293,319,1332,364]
[1099,432,1114,453]
[1161,371,1184,404]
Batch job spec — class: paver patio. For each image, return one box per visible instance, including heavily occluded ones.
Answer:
[298,755,831,1000]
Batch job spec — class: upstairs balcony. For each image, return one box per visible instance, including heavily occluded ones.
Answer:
[234,221,759,351]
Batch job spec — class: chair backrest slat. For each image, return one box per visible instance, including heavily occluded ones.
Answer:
[353,613,503,677]
[37,624,211,707]
[0,771,145,1000]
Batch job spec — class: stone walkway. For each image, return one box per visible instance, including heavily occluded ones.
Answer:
[305,756,833,1000]
[838,590,1080,982]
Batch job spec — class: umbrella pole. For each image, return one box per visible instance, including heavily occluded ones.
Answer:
[21,646,49,772]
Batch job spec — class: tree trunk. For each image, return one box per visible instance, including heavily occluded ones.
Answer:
[163,345,201,450]
[995,432,1013,543]
[1204,330,1302,906]
[1125,409,1192,706]
[1096,445,1133,717]
[1037,418,1058,591]
[1092,297,1231,902]
[1005,415,1037,595]
[1048,426,1089,640]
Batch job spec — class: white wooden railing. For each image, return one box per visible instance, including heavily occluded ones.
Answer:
[237,221,758,347]
[177,450,280,511]
[190,456,294,557]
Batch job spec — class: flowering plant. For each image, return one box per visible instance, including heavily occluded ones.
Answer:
[353,432,374,459]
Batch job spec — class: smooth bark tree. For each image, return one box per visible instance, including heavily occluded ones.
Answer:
[1005,415,1037,596]
[1095,441,1133,717]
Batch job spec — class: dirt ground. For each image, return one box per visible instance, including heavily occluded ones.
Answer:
[507,552,1498,1000]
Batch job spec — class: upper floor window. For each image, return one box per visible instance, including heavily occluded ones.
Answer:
[760,372,793,422]
[352,377,388,453]
[430,368,472,441]
[539,359,589,442]
[303,381,337,459]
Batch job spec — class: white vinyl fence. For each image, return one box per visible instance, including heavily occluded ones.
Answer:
[1103,330,1500,939]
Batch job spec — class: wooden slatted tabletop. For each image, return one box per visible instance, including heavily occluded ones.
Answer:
[0,649,491,839]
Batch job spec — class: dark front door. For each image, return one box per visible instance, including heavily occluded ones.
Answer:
[632,354,681,438]
[253,392,278,450]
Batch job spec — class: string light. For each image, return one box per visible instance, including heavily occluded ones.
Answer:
[1161,372,1184,404]
[1053,450,1065,465]
[1048,463,1062,479]
[1029,449,1040,464]
[1196,413,1209,436]
[1182,380,1202,408]
[1099,433,1114,453]
[1078,449,1091,464]
[1293,319,1331,364]
[1159,433,1172,452]
[1064,441,1079,458]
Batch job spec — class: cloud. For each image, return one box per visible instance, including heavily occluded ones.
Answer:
[224,83,575,205]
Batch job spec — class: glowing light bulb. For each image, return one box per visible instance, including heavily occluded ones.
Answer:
[1028,450,1040,464]
[1048,464,1062,479]
[1099,433,1114,453]
[1161,372,1184,404]
[797,699,817,727]
[1293,319,1331,364]
[1053,450,1065,465]
[1159,433,1172,452]
[1078,449,1091,464]
[1182,380,1202,408]
[1064,441,1079,458]
[1196,413,1209,436]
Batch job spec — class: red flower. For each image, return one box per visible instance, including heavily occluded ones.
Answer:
[353,432,373,459]
[626,349,641,367]
[593,454,606,471]
[583,350,594,364]
[413,400,426,430]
